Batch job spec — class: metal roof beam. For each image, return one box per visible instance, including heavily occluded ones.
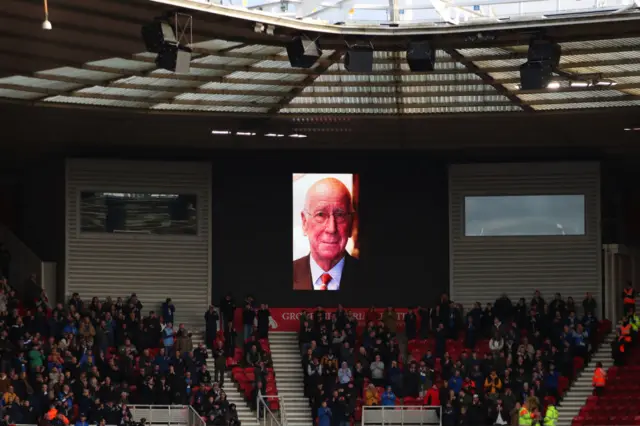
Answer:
[444,47,532,111]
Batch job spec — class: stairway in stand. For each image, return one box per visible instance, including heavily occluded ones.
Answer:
[192,334,259,426]
[270,332,313,426]
[556,331,616,426]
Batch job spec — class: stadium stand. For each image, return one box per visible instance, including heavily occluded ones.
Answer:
[571,314,640,426]
[0,272,244,426]
[297,294,612,426]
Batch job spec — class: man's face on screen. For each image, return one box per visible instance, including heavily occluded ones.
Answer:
[302,178,352,269]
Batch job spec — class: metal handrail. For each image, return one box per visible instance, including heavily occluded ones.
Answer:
[257,393,286,426]
[361,405,442,426]
[128,404,205,426]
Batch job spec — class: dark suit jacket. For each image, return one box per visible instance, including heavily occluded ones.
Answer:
[293,254,359,290]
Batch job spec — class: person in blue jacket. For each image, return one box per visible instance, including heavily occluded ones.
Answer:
[448,370,463,394]
[382,386,396,406]
[317,400,332,426]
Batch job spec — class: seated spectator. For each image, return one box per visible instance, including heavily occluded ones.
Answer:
[246,345,261,367]
[365,384,380,406]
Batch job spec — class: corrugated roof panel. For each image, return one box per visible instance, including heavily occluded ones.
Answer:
[198,82,292,92]
[399,73,484,82]
[75,86,176,100]
[191,39,243,51]
[564,64,640,74]
[174,93,281,103]
[403,105,521,113]
[87,58,156,73]
[288,96,397,105]
[301,86,397,94]
[560,51,640,63]
[608,76,640,84]
[36,67,120,82]
[456,47,513,58]
[43,96,150,108]
[232,44,284,55]
[149,68,228,78]
[151,103,270,113]
[518,89,624,101]
[560,38,640,50]
[193,56,258,66]
[224,71,305,81]
[280,107,398,114]
[400,95,510,104]
[533,100,640,110]
[624,89,640,95]
[314,74,396,83]
[0,76,82,92]
[487,71,520,80]
[113,76,202,89]
[0,88,43,100]
[251,59,294,69]
[474,59,522,68]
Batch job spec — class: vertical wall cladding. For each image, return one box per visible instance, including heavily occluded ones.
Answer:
[449,162,601,313]
[65,159,211,329]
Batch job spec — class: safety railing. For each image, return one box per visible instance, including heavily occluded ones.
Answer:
[128,404,205,426]
[361,405,442,426]
[257,394,286,426]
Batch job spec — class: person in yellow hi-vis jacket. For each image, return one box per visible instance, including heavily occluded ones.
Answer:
[544,404,558,426]
[519,397,538,426]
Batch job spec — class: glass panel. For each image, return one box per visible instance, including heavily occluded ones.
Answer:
[464,195,585,236]
[80,192,197,235]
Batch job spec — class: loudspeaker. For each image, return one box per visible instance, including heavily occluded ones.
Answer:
[519,61,553,90]
[344,46,373,72]
[156,44,192,74]
[527,40,561,68]
[406,41,436,72]
[286,37,321,68]
[141,21,176,53]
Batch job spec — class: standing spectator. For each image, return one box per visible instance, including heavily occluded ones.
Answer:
[162,298,175,325]
[583,293,597,315]
[405,308,417,341]
[242,303,256,340]
[365,384,380,406]
[224,321,237,357]
[257,304,270,339]
[213,341,226,387]
[382,386,396,406]
[317,400,332,426]
[204,306,219,349]
[220,293,236,332]
[162,322,175,355]
[370,355,385,387]
[382,307,397,334]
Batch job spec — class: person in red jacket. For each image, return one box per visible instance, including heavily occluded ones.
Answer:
[423,384,440,406]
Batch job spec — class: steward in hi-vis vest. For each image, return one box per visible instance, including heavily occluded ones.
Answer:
[544,405,558,426]
[623,283,636,315]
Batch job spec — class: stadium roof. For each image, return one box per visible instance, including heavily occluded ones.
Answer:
[1,0,640,116]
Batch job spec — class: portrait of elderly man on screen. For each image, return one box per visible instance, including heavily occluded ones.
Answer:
[293,177,359,291]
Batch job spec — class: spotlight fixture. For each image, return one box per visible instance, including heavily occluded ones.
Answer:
[519,38,561,90]
[406,40,436,72]
[570,81,589,88]
[286,36,322,69]
[624,127,640,131]
[344,42,374,73]
[289,134,307,138]
[236,132,256,136]
[547,81,560,89]
[141,16,192,73]
[211,130,232,135]
[265,133,285,137]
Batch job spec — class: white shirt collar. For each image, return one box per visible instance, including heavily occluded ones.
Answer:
[310,255,345,291]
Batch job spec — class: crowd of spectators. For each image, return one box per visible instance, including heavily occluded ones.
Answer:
[0,273,243,426]
[298,292,607,426]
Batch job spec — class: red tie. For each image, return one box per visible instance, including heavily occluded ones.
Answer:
[320,273,332,290]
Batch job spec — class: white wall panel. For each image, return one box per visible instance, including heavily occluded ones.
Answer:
[65,159,211,329]
[449,162,601,315]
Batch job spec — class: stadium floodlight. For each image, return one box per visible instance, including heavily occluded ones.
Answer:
[286,36,322,69]
[141,14,192,74]
[406,40,436,72]
[519,39,561,90]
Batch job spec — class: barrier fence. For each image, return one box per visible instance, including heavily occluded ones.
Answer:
[362,405,442,426]
[257,394,286,426]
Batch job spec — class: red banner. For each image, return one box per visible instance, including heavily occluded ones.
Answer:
[262,307,410,332]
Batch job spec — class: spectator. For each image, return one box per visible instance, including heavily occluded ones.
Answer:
[582,292,597,315]
[162,298,175,325]
[220,293,236,332]
[489,333,505,357]
[370,354,385,387]
[365,384,380,406]
[405,308,417,340]
[204,306,219,349]
[242,303,256,340]
[423,383,440,406]
[257,304,270,339]
[337,362,351,385]
[162,322,175,354]
[317,400,332,426]
[381,386,396,406]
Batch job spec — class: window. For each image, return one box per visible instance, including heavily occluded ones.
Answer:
[80,192,197,235]
[464,195,585,236]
